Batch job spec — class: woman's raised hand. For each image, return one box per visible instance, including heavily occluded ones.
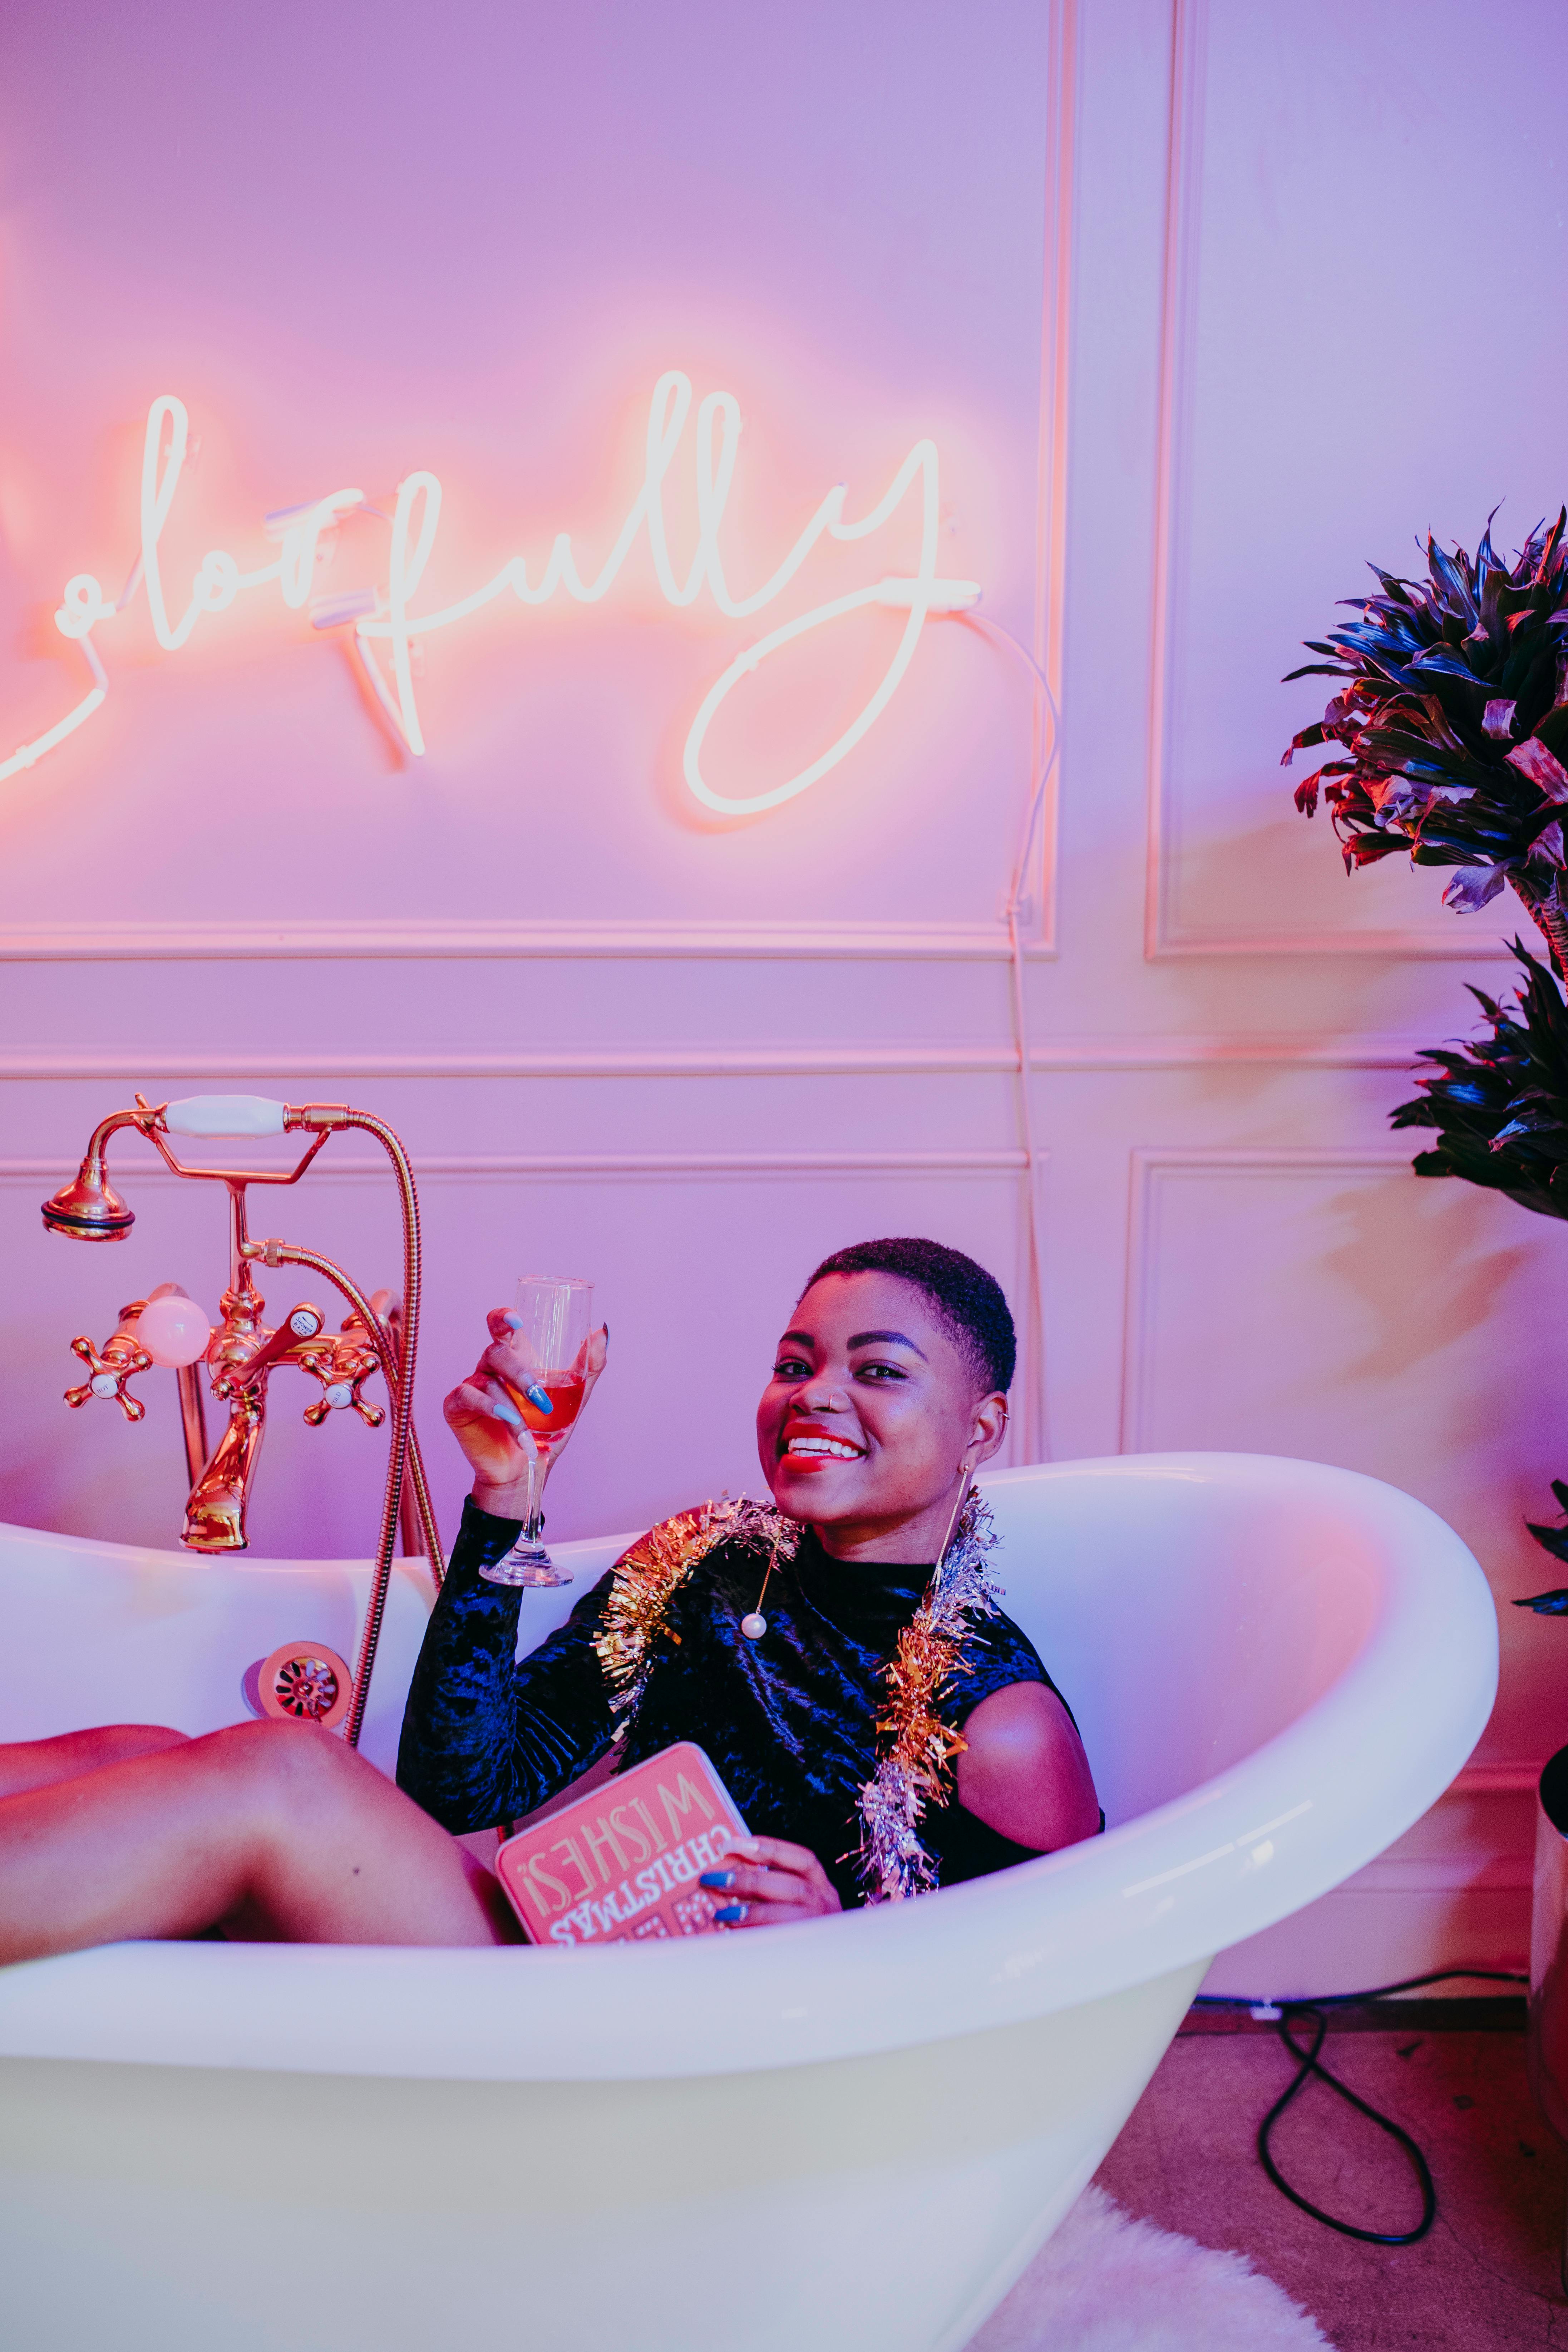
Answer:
[444,1311,608,1514]
[697,1834,843,1929]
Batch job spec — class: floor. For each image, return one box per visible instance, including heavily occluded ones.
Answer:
[1095,2002,1566,2349]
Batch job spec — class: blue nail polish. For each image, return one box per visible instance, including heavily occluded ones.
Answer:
[503,1311,523,1330]
[524,1382,554,1415]
[699,1870,734,1890]
[491,1396,522,1428]
[713,1904,744,1923]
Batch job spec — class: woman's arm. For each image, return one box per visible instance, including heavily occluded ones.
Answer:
[954,1681,1101,1852]
[395,1499,617,1833]
[398,1313,615,1833]
[445,1307,608,1520]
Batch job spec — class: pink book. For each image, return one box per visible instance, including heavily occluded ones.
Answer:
[495,1741,751,1947]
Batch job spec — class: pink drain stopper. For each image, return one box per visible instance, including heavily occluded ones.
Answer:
[257,1641,353,1730]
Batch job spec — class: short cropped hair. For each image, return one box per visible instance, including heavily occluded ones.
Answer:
[802,1237,1016,1395]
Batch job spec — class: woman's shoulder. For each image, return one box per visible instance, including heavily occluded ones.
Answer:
[610,1496,798,1585]
[595,1500,797,1690]
[950,1602,1054,1722]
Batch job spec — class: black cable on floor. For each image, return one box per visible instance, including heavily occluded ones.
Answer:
[1190,1967,1529,2245]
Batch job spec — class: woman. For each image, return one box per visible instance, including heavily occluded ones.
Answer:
[0,1239,1097,1959]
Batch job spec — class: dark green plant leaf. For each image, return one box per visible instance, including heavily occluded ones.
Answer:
[1391,940,1568,1218]
[1286,515,1568,930]
[1522,1480,1568,1579]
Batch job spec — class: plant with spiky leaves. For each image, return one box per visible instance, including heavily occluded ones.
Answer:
[1392,952,1568,1607]
[1390,940,1568,1220]
[1285,512,1568,978]
[1287,517,1568,1607]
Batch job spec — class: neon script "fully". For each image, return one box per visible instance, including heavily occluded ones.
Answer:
[4,374,979,817]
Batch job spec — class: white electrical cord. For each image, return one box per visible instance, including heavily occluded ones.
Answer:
[965,612,1061,1464]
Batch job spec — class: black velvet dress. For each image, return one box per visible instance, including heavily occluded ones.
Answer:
[398,1498,1086,1909]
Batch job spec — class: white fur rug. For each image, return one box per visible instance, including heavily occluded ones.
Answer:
[965,2184,1333,2351]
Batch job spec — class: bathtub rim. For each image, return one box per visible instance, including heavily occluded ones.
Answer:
[0,1450,1498,2082]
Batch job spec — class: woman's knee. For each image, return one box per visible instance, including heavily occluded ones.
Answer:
[100,1723,191,1757]
[60,1723,190,1774]
[0,1722,191,1800]
[202,1719,378,1818]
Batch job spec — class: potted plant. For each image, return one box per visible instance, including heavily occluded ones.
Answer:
[1285,510,1568,2134]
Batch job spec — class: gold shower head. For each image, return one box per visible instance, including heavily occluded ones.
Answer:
[40,1108,151,1239]
[41,1159,135,1240]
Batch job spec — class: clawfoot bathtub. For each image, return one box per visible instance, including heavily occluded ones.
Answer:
[0,1453,1496,2352]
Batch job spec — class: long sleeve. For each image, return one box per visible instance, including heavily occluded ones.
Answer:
[396,1497,617,1833]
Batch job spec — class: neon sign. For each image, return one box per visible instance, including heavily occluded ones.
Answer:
[4,374,980,818]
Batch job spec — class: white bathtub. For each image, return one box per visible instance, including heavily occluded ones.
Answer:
[0,1453,1496,2352]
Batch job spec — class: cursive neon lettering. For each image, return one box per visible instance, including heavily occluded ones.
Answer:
[2,376,980,814]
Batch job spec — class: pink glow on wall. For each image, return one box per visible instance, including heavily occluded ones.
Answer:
[8,375,979,811]
[0,0,1055,1584]
[0,0,1041,942]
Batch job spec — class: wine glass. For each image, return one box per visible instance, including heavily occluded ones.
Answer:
[480,1275,595,1588]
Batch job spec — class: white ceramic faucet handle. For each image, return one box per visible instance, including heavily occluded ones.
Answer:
[133,1289,214,1369]
[163,1095,288,1139]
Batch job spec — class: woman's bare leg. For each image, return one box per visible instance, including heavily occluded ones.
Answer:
[0,1724,190,1798]
[0,1719,518,1962]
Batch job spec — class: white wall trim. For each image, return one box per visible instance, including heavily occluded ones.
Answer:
[1025,0,1078,954]
[0,45,1079,978]
[0,1035,1440,1083]
[1152,930,1517,963]
[0,919,1058,965]
[1143,0,1205,965]
[1119,1145,1418,1450]
[0,1150,1032,1184]
[1140,0,1513,967]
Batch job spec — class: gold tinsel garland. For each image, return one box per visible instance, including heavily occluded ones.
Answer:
[855,1489,1004,1902]
[591,1487,1002,1904]
[593,1495,797,1736]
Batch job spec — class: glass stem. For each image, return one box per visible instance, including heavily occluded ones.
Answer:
[521,1446,547,1541]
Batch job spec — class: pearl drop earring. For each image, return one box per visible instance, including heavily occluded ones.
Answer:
[741,1530,784,1641]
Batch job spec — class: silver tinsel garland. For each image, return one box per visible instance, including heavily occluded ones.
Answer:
[854,1488,1005,1903]
[591,1484,1004,1908]
[593,1494,797,1736]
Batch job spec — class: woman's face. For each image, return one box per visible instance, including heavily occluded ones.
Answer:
[755,1270,1007,1548]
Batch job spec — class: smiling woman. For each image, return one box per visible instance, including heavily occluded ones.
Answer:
[0,1239,1098,1961]
[401,1235,1101,1921]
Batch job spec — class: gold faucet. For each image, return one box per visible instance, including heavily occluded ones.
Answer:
[43,1093,444,1745]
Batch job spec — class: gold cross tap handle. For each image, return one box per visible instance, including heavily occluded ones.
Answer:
[64,1329,153,1422]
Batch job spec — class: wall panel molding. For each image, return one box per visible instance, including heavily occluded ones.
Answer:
[0,1150,1031,1184]
[1024,0,1078,953]
[0,919,1055,965]
[1119,1145,1417,1449]
[1140,0,1510,966]
[0,1034,1439,1083]
[0,20,1080,973]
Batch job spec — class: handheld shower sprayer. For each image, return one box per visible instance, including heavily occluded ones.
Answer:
[42,1092,444,1746]
[40,1108,142,1239]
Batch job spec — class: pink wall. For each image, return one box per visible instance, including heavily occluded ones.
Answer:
[0,0,1047,931]
[5,0,1568,1978]
[0,0,1060,1562]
